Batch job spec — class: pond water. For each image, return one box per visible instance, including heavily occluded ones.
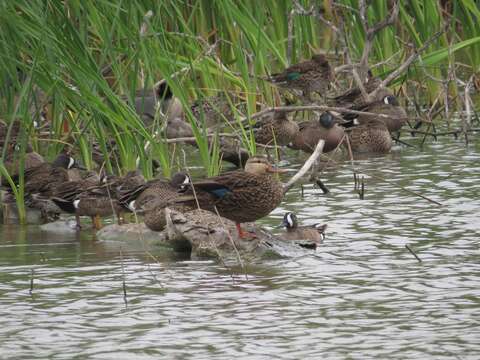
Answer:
[1,134,479,359]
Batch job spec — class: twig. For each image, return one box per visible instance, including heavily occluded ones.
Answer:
[119,247,128,308]
[405,244,422,263]
[314,178,330,194]
[292,0,340,33]
[359,0,399,70]
[283,139,325,193]
[358,176,365,199]
[243,104,402,123]
[29,268,34,295]
[370,21,450,100]
[164,133,238,144]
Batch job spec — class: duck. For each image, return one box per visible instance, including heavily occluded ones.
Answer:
[51,170,145,230]
[129,81,183,127]
[331,69,390,108]
[346,119,392,153]
[119,172,190,212]
[342,95,407,133]
[190,93,239,128]
[289,112,345,153]
[279,212,327,249]
[268,54,334,101]
[50,172,118,230]
[253,110,299,146]
[167,156,286,238]
[13,153,81,198]
[3,144,45,179]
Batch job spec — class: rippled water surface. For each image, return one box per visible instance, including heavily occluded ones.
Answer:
[1,137,479,359]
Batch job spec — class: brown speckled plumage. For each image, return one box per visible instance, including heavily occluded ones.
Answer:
[191,94,240,128]
[346,95,407,133]
[254,111,299,146]
[171,157,285,225]
[269,54,334,100]
[120,172,188,210]
[332,72,388,108]
[347,120,392,153]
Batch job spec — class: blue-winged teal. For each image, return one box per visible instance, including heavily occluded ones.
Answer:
[268,54,334,101]
[343,95,407,133]
[289,112,345,153]
[280,212,327,249]
[51,170,145,230]
[331,69,390,108]
[253,110,299,146]
[131,82,179,126]
[17,153,80,197]
[170,156,286,238]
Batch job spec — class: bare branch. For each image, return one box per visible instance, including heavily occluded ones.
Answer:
[283,140,325,194]
[292,0,340,33]
[360,1,399,69]
[369,21,450,100]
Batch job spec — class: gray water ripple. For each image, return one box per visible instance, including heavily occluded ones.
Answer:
[1,137,480,359]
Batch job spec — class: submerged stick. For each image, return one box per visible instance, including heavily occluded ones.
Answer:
[283,139,325,194]
[119,248,128,307]
[405,244,422,263]
[29,269,34,295]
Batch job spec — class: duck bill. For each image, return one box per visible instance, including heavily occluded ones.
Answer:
[267,165,288,174]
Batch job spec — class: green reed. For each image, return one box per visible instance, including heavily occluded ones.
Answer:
[1,0,480,223]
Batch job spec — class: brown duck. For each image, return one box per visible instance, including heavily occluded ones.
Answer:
[343,95,407,133]
[268,54,334,101]
[253,110,299,146]
[4,144,45,179]
[169,156,286,238]
[331,69,389,108]
[119,172,190,212]
[17,153,80,197]
[347,119,392,153]
[289,112,345,153]
[51,171,145,230]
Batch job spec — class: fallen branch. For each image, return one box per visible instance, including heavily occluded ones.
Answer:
[283,139,325,194]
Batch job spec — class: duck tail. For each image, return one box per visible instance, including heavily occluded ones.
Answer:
[51,197,76,214]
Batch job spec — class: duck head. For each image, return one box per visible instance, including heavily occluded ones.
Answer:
[319,112,335,129]
[52,153,79,169]
[383,95,399,106]
[171,172,191,191]
[311,54,328,65]
[282,212,298,229]
[244,156,287,175]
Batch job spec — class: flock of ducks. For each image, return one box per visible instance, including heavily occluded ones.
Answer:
[1,53,410,247]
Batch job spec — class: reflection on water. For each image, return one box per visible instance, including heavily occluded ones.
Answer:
[1,137,479,359]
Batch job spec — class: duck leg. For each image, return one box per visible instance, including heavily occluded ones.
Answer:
[236,223,257,239]
[75,213,82,230]
[92,214,102,230]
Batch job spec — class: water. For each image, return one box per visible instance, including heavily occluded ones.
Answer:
[1,136,479,359]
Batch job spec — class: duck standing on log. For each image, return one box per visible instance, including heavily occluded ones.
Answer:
[166,156,286,239]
